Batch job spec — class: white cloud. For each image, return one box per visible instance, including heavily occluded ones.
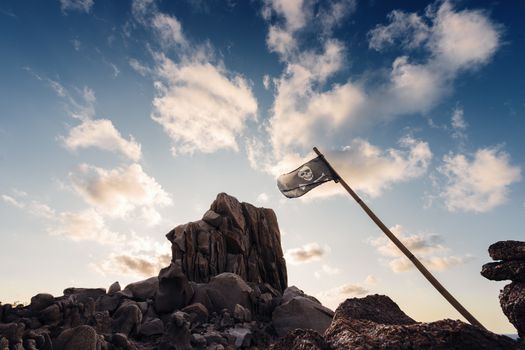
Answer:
[370,225,470,272]
[365,275,378,285]
[49,208,124,245]
[151,55,257,155]
[439,147,521,212]
[255,0,500,197]
[262,74,271,90]
[70,163,172,223]
[2,194,56,219]
[451,107,467,140]
[317,282,369,310]
[256,192,270,204]
[368,10,430,51]
[63,119,142,161]
[152,13,187,47]
[285,242,325,264]
[94,234,171,277]
[256,136,431,199]
[60,0,94,13]
[369,1,500,71]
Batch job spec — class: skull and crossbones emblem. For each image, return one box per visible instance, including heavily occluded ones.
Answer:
[297,166,314,182]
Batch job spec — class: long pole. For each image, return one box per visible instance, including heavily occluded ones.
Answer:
[313,146,485,329]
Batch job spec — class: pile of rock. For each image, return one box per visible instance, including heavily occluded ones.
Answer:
[270,294,518,350]
[0,193,331,350]
[481,240,525,340]
[0,279,336,349]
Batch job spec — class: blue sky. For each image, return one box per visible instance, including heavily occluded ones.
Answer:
[1,0,524,334]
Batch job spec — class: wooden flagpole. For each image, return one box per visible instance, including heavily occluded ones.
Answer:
[313,146,485,329]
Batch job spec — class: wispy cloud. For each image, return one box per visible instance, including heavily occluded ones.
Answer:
[94,233,171,277]
[62,119,142,161]
[285,242,325,264]
[439,147,521,212]
[130,0,258,156]
[370,224,471,272]
[70,163,172,225]
[59,0,94,14]
[252,0,501,201]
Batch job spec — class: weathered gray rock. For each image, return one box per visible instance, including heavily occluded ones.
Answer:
[489,241,525,261]
[225,327,252,348]
[166,193,287,292]
[269,329,330,350]
[124,277,158,301]
[54,325,97,350]
[108,282,121,296]
[482,261,525,282]
[112,302,142,336]
[155,261,194,314]
[29,294,54,312]
[500,282,525,339]
[272,296,334,337]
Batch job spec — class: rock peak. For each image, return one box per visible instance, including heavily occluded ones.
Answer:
[166,192,288,292]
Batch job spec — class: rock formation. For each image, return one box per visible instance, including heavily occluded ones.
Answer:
[166,193,287,292]
[482,240,525,340]
[1,195,524,349]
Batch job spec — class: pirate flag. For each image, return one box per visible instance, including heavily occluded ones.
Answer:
[277,156,337,198]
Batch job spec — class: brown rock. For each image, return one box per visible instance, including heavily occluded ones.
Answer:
[181,303,208,323]
[324,296,517,350]
[155,261,194,314]
[123,277,158,300]
[269,329,330,350]
[481,261,525,282]
[500,282,525,339]
[333,294,416,325]
[54,325,97,350]
[489,241,525,261]
[112,302,142,336]
[166,193,287,292]
[325,318,517,350]
[29,294,54,312]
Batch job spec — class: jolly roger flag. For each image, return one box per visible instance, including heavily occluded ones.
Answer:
[277,156,338,198]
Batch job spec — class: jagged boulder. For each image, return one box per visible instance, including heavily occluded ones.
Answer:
[272,296,334,337]
[481,240,525,340]
[333,294,416,325]
[324,296,518,350]
[123,277,158,300]
[155,262,194,314]
[500,282,525,339]
[481,261,525,282]
[54,325,98,350]
[166,193,287,292]
[489,241,525,261]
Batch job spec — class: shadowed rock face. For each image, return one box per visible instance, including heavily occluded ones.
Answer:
[481,240,525,340]
[166,192,288,292]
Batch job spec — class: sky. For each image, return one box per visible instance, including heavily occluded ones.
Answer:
[1,0,524,334]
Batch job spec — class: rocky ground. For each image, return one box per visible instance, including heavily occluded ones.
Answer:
[1,193,524,349]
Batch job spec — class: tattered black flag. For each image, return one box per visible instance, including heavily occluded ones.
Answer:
[277,156,337,198]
